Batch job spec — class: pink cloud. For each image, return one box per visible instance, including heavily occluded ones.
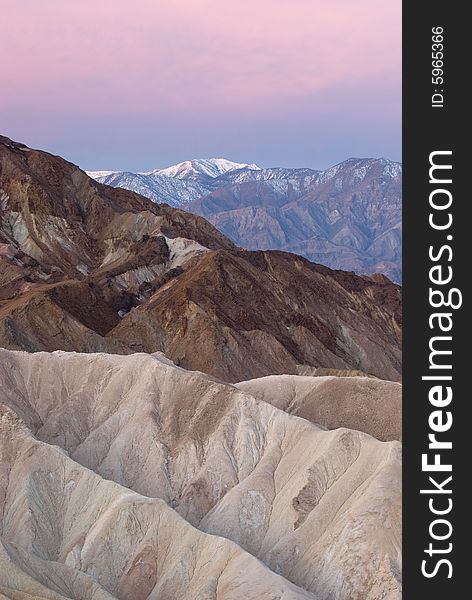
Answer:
[0,0,401,117]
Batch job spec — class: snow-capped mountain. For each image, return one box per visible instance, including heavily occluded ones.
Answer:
[88,157,402,281]
[88,170,212,206]
[87,158,261,206]
[150,158,261,179]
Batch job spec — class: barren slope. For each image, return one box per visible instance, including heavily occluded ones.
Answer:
[0,349,402,599]
[0,404,314,600]
[109,250,402,382]
[0,135,232,354]
[237,375,402,441]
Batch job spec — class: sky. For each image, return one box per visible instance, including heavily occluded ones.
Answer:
[0,0,401,171]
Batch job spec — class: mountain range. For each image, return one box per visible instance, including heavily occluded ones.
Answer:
[0,136,401,382]
[89,157,402,282]
[0,135,402,599]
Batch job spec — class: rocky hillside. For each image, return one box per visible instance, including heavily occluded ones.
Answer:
[237,374,402,441]
[0,349,402,600]
[90,157,402,281]
[0,136,402,382]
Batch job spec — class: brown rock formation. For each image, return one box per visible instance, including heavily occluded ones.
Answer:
[109,250,402,382]
[0,135,401,382]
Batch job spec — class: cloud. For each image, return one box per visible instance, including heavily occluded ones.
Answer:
[0,0,401,167]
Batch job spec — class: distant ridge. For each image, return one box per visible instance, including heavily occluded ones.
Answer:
[89,156,402,281]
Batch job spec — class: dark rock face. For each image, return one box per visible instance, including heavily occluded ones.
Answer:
[0,136,401,382]
[109,249,402,382]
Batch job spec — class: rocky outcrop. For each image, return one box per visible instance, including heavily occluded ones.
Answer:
[109,250,402,382]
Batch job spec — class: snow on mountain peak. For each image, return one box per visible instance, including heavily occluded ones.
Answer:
[382,160,402,178]
[149,158,261,179]
[85,170,119,178]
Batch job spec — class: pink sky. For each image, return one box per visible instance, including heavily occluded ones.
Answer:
[0,0,401,170]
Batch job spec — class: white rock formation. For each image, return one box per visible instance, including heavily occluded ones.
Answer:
[0,404,314,600]
[0,349,402,599]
